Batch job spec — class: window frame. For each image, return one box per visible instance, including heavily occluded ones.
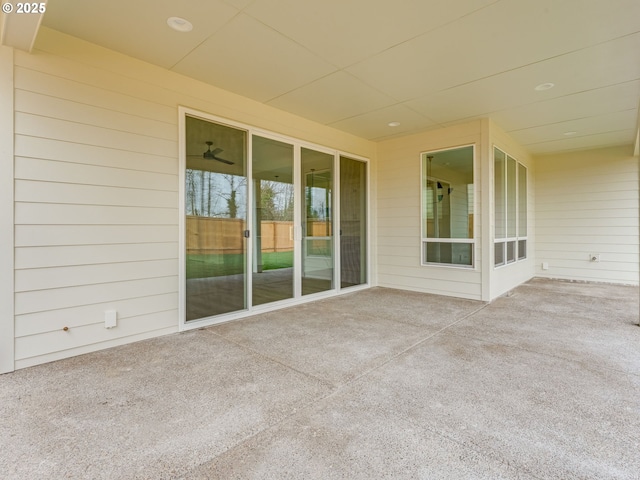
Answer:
[493,146,528,268]
[420,144,476,269]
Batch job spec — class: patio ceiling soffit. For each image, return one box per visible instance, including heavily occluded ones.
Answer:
[1,1,47,52]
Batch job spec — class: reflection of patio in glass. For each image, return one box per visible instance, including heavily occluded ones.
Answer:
[186,267,330,321]
[182,118,368,322]
[187,251,293,279]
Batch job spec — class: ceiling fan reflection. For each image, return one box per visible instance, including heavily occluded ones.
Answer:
[190,141,234,165]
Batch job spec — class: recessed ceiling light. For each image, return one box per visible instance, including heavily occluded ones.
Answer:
[388,121,401,127]
[563,131,577,136]
[534,82,555,91]
[167,16,193,32]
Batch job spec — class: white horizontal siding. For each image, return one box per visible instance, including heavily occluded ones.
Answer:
[13,44,181,367]
[15,40,188,109]
[377,122,483,300]
[378,257,482,282]
[15,310,178,364]
[15,156,176,190]
[16,243,177,269]
[15,259,179,292]
[536,189,637,205]
[533,258,638,273]
[15,276,178,315]
[15,88,176,140]
[15,180,178,209]
[536,233,639,243]
[15,225,178,246]
[377,236,420,248]
[15,112,177,157]
[535,212,637,224]
[15,308,178,351]
[376,205,421,218]
[536,201,639,214]
[535,145,639,285]
[15,135,177,174]
[535,242,638,254]
[376,187,421,201]
[534,267,638,284]
[16,293,178,337]
[14,65,177,122]
[377,273,482,299]
[536,225,637,236]
[16,203,177,225]
[9,27,377,369]
[377,225,421,237]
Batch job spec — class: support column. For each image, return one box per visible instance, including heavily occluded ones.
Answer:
[480,119,492,302]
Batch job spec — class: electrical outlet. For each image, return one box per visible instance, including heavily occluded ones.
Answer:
[105,310,117,329]
[542,262,549,270]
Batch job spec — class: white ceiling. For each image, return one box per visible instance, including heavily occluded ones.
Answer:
[40,0,640,155]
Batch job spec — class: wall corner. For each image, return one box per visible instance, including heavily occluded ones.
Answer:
[0,44,14,374]
[480,119,492,301]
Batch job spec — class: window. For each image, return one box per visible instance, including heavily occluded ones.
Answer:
[494,147,527,267]
[421,145,475,267]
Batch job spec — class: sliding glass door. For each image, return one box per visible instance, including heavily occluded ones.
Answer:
[340,156,367,288]
[301,148,335,296]
[182,110,369,325]
[252,135,295,306]
[185,116,247,321]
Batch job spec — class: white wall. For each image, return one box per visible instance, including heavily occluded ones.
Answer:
[0,44,15,373]
[535,145,639,285]
[10,27,376,369]
[376,121,484,300]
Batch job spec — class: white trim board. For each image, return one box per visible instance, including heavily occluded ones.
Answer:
[0,45,15,374]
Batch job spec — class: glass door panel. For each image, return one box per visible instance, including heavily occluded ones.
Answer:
[185,116,247,321]
[339,156,367,288]
[301,147,334,295]
[252,135,295,306]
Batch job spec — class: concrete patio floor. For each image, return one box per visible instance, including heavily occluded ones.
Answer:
[1,278,639,479]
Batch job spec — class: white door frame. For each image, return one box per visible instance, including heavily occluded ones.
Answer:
[178,107,371,332]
